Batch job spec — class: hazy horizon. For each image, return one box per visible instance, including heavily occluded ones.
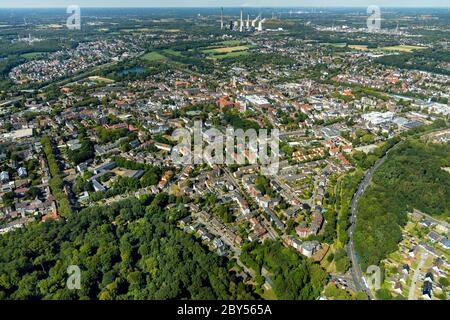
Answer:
[1,0,449,9]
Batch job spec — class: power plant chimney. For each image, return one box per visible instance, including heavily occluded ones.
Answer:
[240,8,244,32]
[252,14,261,28]
[221,7,224,30]
[258,18,266,32]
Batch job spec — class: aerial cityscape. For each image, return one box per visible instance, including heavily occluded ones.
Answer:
[0,2,449,304]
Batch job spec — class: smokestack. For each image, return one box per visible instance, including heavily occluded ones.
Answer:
[221,7,224,30]
[258,18,266,32]
[240,9,244,32]
[252,14,261,28]
[246,14,250,30]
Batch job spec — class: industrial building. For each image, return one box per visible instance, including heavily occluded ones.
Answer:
[220,8,266,32]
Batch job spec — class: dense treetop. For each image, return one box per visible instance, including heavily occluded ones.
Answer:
[0,195,254,300]
[355,139,450,269]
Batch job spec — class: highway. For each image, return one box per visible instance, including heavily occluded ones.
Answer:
[346,142,401,299]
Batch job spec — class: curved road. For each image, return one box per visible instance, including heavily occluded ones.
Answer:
[346,142,402,299]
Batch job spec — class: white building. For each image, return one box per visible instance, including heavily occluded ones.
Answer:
[362,112,395,127]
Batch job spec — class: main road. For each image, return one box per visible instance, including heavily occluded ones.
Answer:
[408,251,428,300]
[346,141,402,300]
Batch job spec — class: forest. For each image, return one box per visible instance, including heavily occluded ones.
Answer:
[354,139,450,269]
[376,48,450,76]
[240,240,327,300]
[0,194,255,300]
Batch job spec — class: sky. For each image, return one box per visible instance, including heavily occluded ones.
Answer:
[0,0,449,8]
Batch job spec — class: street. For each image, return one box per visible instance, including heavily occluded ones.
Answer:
[346,142,402,299]
[408,251,428,300]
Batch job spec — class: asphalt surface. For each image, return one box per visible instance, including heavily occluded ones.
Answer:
[408,251,428,300]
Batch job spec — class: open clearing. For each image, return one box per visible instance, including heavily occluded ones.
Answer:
[348,45,370,51]
[217,40,242,46]
[378,45,426,52]
[163,49,183,57]
[88,76,115,83]
[212,51,250,59]
[204,46,249,54]
[21,52,47,59]
[348,44,426,52]
[142,52,167,62]
[321,42,347,48]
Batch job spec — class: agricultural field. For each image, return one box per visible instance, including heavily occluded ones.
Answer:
[43,24,64,29]
[348,44,426,52]
[348,45,370,51]
[203,45,250,54]
[217,40,243,46]
[321,42,347,48]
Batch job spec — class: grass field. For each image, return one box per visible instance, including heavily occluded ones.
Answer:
[218,40,242,46]
[348,44,426,52]
[142,52,167,62]
[21,52,47,59]
[321,42,347,48]
[87,76,115,83]
[204,45,249,54]
[163,49,183,57]
[378,45,426,52]
[122,28,152,32]
[212,51,250,59]
[124,27,181,33]
[348,45,370,51]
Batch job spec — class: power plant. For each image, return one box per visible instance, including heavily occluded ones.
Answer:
[220,8,266,32]
[258,18,267,32]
